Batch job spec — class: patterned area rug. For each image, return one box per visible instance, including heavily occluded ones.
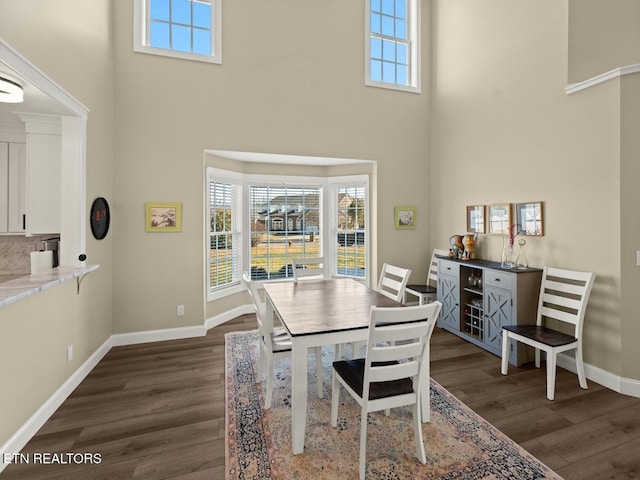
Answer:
[225,330,562,480]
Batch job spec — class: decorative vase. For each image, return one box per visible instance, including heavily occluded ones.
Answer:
[501,237,515,268]
[464,233,478,260]
[516,238,529,269]
[450,235,465,259]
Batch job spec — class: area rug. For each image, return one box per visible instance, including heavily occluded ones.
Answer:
[225,330,562,479]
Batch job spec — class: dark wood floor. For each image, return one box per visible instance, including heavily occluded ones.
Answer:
[2,315,640,479]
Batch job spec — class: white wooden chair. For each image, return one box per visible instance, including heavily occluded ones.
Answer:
[501,266,595,400]
[292,256,324,282]
[242,272,324,408]
[331,302,443,480]
[405,248,449,305]
[376,263,412,302]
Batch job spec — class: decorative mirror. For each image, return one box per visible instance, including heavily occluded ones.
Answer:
[466,205,486,234]
[488,203,512,235]
[516,201,544,236]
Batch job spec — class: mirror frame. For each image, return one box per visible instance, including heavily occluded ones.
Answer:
[488,203,512,235]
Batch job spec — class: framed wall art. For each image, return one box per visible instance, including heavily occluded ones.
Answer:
[394,206,416,230]
[145,202,182,232]
[516,201,544,236]
[488,203,512,235]
[466,205,486,234]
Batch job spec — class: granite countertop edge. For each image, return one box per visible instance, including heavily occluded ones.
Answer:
[0,265,100,308]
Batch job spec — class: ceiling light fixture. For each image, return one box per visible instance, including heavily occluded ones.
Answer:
[0,76,24,103]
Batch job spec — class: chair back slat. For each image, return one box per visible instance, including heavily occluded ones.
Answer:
[370,340,424,363]
[536,266,595,334]
[372,322,428,344]
[242,271,273,336]
[293,257,325,282]
[377,263,412,302]
[369,360,419,383]
[427,248,449,286]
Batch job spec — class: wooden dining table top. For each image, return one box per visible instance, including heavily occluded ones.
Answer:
[263,277,400,337]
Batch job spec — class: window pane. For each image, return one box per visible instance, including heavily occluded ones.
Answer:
[172,24,191,52]
[171,0,191,24]
[193,28,211,55]
[397,65,407,85]
[192,1,211,28]
[382,39,396,61]
[395,0,406,18]
[371,60,382,82]
[381,15,395,36]
[397,42,408,64]
[381,0,395,15]
[150,21,171,49]
[336,186,366,278]
[150,0,170,21]
[370,12,381,35]
[395,19,406,40]
[371,0,381,13]
[370,37,382,60]
[382,62,396,83]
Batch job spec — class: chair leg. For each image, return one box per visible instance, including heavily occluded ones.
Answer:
[359,410,368,480]
[265,354,274,409]
[315,347,324,398]
[575,343,588,390]
[412,402,427,464]
[331,373,340,427]
[257,342,265,384]
[535,348,541,369]
[546,349,556,401]
[501,330,509,375]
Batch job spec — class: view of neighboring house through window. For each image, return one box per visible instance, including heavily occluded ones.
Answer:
[336,185,366,278]
[249,185,321,280]
[134,0,222,64]
[366,0,420,93]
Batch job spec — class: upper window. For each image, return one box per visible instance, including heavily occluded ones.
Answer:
[134,0,222,64]
[365,0,420,93]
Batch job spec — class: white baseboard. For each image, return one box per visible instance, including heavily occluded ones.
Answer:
[557,352,640,397]
[0,304,255,474]
[0,337,113,473]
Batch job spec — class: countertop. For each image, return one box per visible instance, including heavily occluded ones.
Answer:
[0,265,100,308]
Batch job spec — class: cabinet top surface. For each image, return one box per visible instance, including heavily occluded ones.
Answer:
[437,255,542,273]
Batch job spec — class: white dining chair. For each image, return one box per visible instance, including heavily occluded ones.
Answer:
[292,256,324,282]
[405,248,449,305]
[331,301,442,480]
[242,272,324,408]
[501,266,595,400]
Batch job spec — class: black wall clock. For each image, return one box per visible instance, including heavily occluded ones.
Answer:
[90,197,110,240]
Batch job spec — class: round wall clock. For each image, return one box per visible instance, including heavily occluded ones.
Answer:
[90,197,110,240]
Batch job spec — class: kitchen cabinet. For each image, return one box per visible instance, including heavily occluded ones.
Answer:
[437,257,542,366]
[0,142,26,233]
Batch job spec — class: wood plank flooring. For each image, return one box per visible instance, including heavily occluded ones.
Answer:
[2,315,640,479]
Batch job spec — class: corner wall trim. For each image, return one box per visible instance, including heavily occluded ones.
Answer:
[565,63,640,95]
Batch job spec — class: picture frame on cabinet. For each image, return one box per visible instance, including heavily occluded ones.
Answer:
[394,206,416,230]
[516,201,544,236]
[466,205,486,234]
[488,203,512,235]
[145,202,182,232]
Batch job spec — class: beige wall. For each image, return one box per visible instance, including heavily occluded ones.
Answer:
[112,0,432,332]
[0,0,114,446]
[568,0,640,83]
[431,0,625,375]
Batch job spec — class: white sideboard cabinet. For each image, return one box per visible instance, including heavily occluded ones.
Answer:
[0,142,26,233]
[437,257,542,366]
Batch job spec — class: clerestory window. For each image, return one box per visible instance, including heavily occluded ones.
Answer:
[134,0,222,64]
[365,0,420,93]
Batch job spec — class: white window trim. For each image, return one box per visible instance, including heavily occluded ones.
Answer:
[133,0,222,65]
[205,170,370,300]
[365,0,421,94]
[206,168,242,302]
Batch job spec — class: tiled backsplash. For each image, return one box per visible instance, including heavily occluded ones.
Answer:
[0,235,57,275]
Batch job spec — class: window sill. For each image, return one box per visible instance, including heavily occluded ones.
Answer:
[207,282,244,302]
[0,265,100,308]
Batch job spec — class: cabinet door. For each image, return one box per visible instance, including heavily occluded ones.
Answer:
[8,143,26,233]
[438,273,460,330]
[484,285,512,353]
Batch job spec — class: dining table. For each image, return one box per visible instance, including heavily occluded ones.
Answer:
[263,277,431,455]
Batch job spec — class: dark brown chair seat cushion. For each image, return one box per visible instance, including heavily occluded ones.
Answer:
[406,284,437,294]
[333,359,414,400]
[502,325,577,347]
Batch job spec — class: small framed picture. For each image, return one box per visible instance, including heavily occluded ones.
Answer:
[394,206,416,230]
[145,202,182,232]
[466,205,486,234]
[516,201,544,236]
[488,203,512,235]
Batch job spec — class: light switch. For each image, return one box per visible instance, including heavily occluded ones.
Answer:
[637,251,640,266]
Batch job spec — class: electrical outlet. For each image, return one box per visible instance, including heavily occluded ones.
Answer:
[177,305,185,316]
[67,345,73,363]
